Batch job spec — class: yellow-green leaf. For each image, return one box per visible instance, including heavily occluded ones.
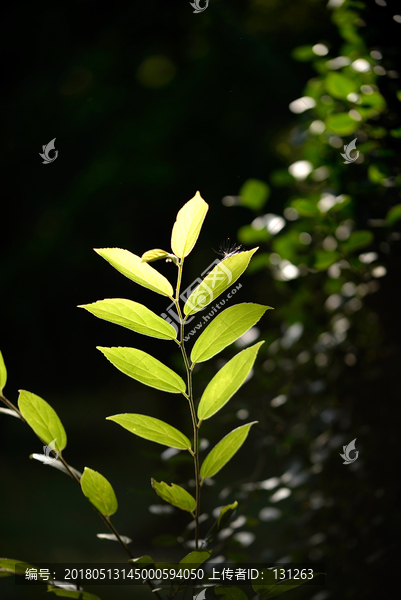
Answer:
[200,422,257,480]
[18,390,67,452]
[191,304,270,364]
[106,414,191,450]
[79,298,177,340]
[141,249,175,263]
[0,350,7,395]
[184,248,258,316]
[171,191,209,258]
[97,347,186,394]
[81,467,118,517]
[151,479,196,514]
[95,248,173,297]
[198,342,264,421]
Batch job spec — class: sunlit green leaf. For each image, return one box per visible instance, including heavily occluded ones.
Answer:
[342,230,373,254]
[106,414,191,451]
[141,248,174,263]
[198,342,264,421]
[184,249,258,316]
[151,479,196,514]
[386,204,401,225]
[325,113,359,135]
[18,390,67,452]
[81,467,118,517]
[171,191,209,258]
[179,550,212,568]
[191,304,270,364]
[79,298,177,340]
[239,179,270,210]
[314,250,340,271]
[325,72,357,100]
[200,422,257,480]
[97,347,186,394]
[95,247,173,297]
[0,350,7,395]
[215,586,249,599]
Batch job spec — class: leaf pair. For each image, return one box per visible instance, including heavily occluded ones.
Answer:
[93,191,208,299]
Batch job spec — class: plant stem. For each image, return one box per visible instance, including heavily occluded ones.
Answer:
[0,394,164,600]
[174,260,201,550]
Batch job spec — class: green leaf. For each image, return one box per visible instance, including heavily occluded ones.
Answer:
[18,390,67,452]
[171,191,209,258]
[47,587,101,599]
[314,250,340,271]
[179,550,212,568]
[200,422,257,480]
[215,586,249,599]
[239,179,270,210]
[79,298,177,340]
[0,350,7,395]
[129,556,155,566]
[325,113,359,135]
[80,467,118,517]
[342,230,373,254]
[368,164,387,184]
[198,342,264,421]
[0,558,36,578]
[205,501,238,543]
[184,248,258,316]
[106,414,191,451]
[151,479,196,514]
[291,45,315,62]
[97,347,186,394]
[325,72,357,100]
[290,199,319,217]
[191,304,271,365]
[238,224,270,245]
[141,248,175,263]
[386,204,401,225]
[255,573,324,598]
[95,248,173,298]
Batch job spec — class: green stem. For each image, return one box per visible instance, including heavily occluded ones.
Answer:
[174,260,201,551]
[0,394,164,600]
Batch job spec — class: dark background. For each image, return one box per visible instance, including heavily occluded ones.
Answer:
[1,1,400,599]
